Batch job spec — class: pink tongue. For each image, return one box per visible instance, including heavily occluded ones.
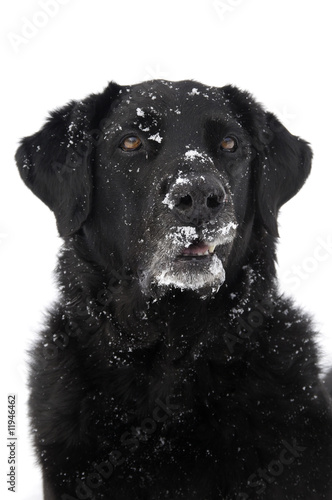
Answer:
[182,242,209,256]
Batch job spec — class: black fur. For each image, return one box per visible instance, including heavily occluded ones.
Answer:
[16,80,332,499]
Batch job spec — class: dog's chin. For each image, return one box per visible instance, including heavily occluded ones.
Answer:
[140,253,226,300]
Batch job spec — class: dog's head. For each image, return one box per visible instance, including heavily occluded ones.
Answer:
[16,80,312,299]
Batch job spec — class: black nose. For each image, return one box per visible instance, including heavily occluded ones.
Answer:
[166,173,226,226]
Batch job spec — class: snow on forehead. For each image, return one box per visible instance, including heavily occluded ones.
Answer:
[130,80,173,98]
[129,81,221,104]
[121,81,230,121]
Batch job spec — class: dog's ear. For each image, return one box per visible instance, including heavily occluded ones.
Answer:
[15,82,121,237]
[222,85,312,237]
[253,111,312,237]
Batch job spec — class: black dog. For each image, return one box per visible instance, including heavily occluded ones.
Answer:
[16,80,332,499]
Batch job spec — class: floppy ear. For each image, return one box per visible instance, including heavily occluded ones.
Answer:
[15,82,120,237]
[254,112,312,237]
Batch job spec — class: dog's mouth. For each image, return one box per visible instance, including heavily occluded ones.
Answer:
[139,222,237,297]
[177,240,216,260]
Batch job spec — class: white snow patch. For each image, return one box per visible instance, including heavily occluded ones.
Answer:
[162,193,175,209]
[202,221,238,243]
[136,108,145,117]
[184,150,206,161]
[188,88,200,96]
[139,124,150,132]
[148,133,163,143]
[174,173,191,186]
[220,221,238,236]
[155,254,225,293]
[166,226,198,248]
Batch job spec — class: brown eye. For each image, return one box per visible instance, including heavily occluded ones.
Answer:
[220,136,237,152]
[120,135,142,151]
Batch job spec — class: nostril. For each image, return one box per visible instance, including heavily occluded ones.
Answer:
[166,174,226,225]
[176,194,193,210]
[207,194,223,209]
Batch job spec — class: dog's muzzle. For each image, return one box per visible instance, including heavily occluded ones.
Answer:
[163,173,227,227]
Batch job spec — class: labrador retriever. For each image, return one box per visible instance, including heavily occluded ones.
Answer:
[16,80,332,499]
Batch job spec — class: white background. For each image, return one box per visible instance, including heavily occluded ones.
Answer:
[1,0,332,498]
